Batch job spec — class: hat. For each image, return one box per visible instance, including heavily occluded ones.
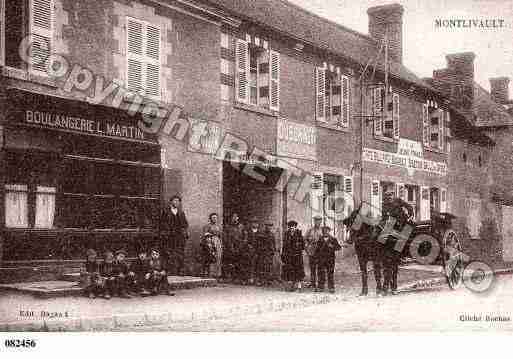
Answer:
[287,220,298,227]
[150,247,160,254]
[170,194,182,202]
[115,249,127,257]
[313,215,323,221]
[104,251,114,259]
[322,225,331,231]
[86,249,97,257]
[204,232,214,237]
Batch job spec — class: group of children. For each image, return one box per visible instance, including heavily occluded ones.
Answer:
[82,247,174,299]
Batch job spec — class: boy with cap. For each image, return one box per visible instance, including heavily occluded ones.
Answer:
[113,249,135,298]
[82,249,103,299]
[148,248,175,296]
[243,216,260,284]
[314,226,342,293]
[100,251,116,299]
[199,232,217,278]
[131,248,151,296]
[305,215,323,289]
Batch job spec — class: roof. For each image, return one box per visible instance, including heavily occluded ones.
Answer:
[202,0,437,93]
[473,83,513,127]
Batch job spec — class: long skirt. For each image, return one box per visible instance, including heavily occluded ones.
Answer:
[211,235,223,277]
[281,254,305,282]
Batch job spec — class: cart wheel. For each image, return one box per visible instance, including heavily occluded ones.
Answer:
[442,229,464,289]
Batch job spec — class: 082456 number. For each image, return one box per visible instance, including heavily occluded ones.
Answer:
[4,339,36,348]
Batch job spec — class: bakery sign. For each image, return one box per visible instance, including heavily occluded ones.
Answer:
[277,118,317,160]
[363,139,447,176]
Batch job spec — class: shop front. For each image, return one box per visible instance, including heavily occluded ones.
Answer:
[0,89,162,263]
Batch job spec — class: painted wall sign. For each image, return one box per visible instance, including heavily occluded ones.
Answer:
[277,118,317,160]
[7,89,158,143]
[363,147,447,176]
[397,138,423,158]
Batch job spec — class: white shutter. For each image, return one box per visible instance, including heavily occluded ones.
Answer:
[29,0,53,74]
[370,180,381,219]
[440,188,448,213]
[422,104,429,146]
[397,183,406,201]
[269,50,280,111]
[420,186,431,221]
[373,87,383,136]
[235,39,249,104]
[393,93,400,139]
[316,67,326,122]
[127,58,143,93]
[343,176,354,218]
[341,75,350,127]
[145,25,160,97]
[311,172,324,220]
[127,19,143,56]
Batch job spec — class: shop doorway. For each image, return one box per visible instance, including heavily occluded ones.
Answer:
[222,161,283,227]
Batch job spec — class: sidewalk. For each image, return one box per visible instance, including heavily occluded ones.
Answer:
[1,257,511,332]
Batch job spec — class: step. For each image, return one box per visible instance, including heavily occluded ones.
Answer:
[0,276,217,298]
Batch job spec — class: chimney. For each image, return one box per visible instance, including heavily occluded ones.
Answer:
[445,52,476,82]
[367,4,404,63]
[490,77,510,104]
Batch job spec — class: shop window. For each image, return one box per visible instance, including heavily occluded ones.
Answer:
[372,86,399,139]
[126,17,161,98]
[4,184,29,228]
[430,187,440,214]
[423,104,448,151]
[316,67,350,128]
[4,0,53,74]
[236,37,280,111]
[34,185,56,228]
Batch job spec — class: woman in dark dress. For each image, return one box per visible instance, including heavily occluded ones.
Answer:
[281,220,305,291]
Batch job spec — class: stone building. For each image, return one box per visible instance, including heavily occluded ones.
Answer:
[0,0,500,277]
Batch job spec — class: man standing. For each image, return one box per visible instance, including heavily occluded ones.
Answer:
[305,216,323,289]
[255,220,276,286]
[223,213,245,282]
[160,195,189,276]
[381,189,414,294]
[245,216,261,284]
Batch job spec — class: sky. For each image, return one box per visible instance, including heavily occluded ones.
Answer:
[288,0,513,97]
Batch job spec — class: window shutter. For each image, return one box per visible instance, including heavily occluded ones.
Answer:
[343,176,354,218]
[397,183,406,201]
[316,67,326,122]
[444,110,451,153]
[145,63,160,97]
[340,75,350,127]
[370,180,381,219]
[127,59,143,93]
[373,87,383,136]
[311,172,324,220]
[235,39,249,104]
[127,19,143,56]
[440,188,447,213]
[420,186,431,221]
[393,93,400,139]
[269,50,280,111]
[29,0,53,74]
[438,111,444,150]
[422,104,429,146]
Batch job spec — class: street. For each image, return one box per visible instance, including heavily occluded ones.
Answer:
[138,275,513,332]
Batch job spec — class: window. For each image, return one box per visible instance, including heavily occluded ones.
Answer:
[4,0,53,74]
[236,38,280,111]
[316,67,350,128]
[126,17,161,98]
[423,105,448,151]
[4,151,58,229]
[372,86,399,139]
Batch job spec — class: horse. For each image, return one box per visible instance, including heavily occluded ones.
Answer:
[342,207,384,296]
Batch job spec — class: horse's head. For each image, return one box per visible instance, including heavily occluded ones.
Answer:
[343,206,377,245]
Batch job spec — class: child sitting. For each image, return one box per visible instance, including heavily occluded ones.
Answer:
[199,232,217,278]
[131,248,151,296]
[100,251,116,299]
[82,249,103,299]
[113,249,135,298]
[148,248,175,296]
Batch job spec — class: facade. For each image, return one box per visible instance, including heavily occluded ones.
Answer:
[0,0,502,276]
